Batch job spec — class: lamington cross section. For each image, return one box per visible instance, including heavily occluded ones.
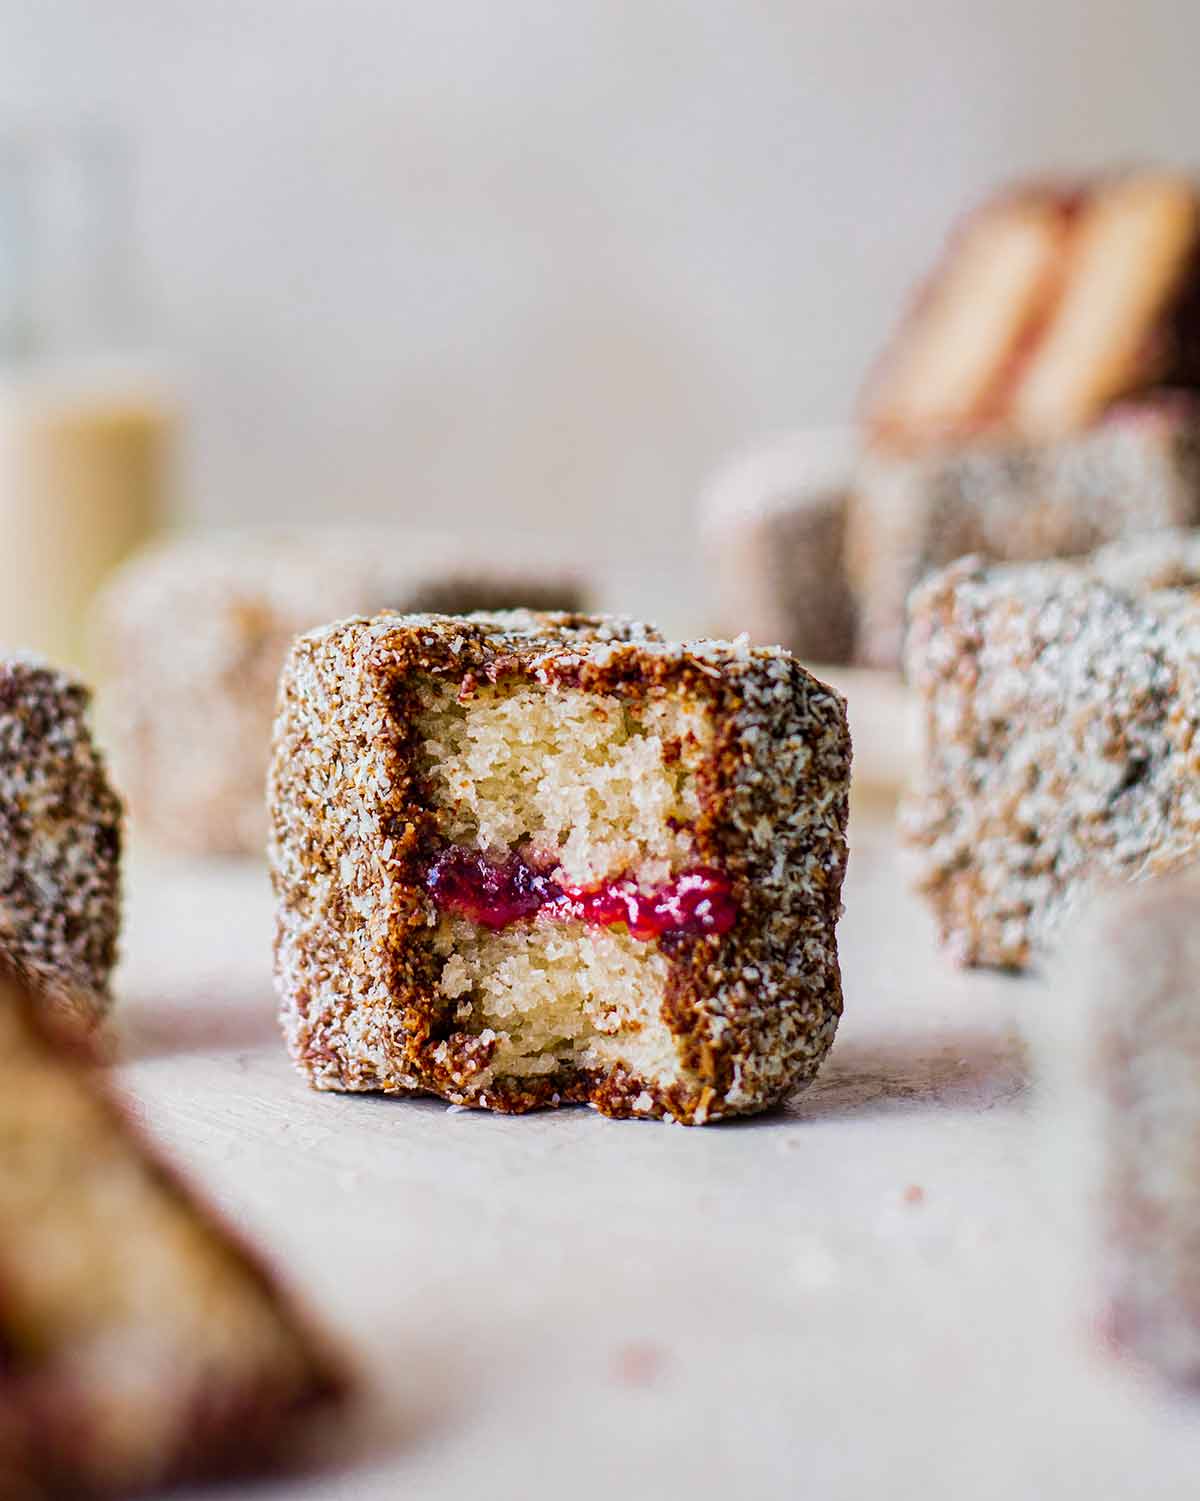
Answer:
[269,610,851,1124]
[902,530,1200,968]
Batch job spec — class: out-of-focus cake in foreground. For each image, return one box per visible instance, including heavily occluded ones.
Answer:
[903,529,1200,969]
[850,172,1200,666]
[699,429,859,665]
[0,658,122,1026]
[269,610,851,1124]
[96,528,589,856]
[0,966,344,1497]
[1034,871,1200,1388]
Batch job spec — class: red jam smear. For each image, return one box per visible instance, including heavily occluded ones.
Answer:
[423,846,736,939]
[423,848,562,929]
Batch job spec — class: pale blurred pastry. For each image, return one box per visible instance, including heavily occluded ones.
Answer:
[1033,870,1200,1388]
[864,173,1200,447]
[0,964,344,1496]
[95,527,588,856]
[0,657,122,1025]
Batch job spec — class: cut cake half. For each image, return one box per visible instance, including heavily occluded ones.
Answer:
[269,611,851,1124]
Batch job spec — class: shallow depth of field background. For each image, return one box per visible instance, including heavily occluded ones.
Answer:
[4,0,1197,611]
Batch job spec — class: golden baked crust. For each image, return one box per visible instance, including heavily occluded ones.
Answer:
[0,659,122,1025]
[862,183,1079,447]
[863,172,1200,449]
[0,968,345,1497]
[269,610,851,1123]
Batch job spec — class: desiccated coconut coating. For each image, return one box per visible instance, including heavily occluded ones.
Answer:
[1034,872,1200,1387]
[902,533,1200,969]
[847,396,1200,668]
[95,528,588,855]
[268,610,851,1124]
[0,659,122,1025]
[1089,522,1200,593]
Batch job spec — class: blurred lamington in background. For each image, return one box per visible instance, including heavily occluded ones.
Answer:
[700,429,859,667]
[702,170,1200,676]
[902,528,1200,969]
[96,527,588,856]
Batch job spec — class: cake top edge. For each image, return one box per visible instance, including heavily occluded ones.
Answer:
[290,608,824,674]
[910,527,1200,610]
[0,652,91,705]
[285,606,853,693]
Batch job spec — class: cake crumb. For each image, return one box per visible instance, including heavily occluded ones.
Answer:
[613,1341,665,1387]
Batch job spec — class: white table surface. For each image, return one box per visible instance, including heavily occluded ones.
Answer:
[111,811,1200,1500]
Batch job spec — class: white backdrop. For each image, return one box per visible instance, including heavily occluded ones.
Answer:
[2,0,1196,620]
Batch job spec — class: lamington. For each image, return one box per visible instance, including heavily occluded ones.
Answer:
[96,527,588,856]
[699,429,858,665]
[0,965,343,1496]
[269,610,851,1124]
[849,171,1200,668]
[902,529,1200,969]
[1033,871,1200,1387]
[0,658,122,1025]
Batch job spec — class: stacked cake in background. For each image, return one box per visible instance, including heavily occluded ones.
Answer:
[851,171,1200,666]
[703,171,1200,673]
[861,175,1200,447]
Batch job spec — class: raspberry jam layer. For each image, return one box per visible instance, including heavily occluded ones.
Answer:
[424,846,736,939]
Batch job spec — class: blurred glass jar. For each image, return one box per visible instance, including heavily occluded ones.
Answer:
[0,130,172,675]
